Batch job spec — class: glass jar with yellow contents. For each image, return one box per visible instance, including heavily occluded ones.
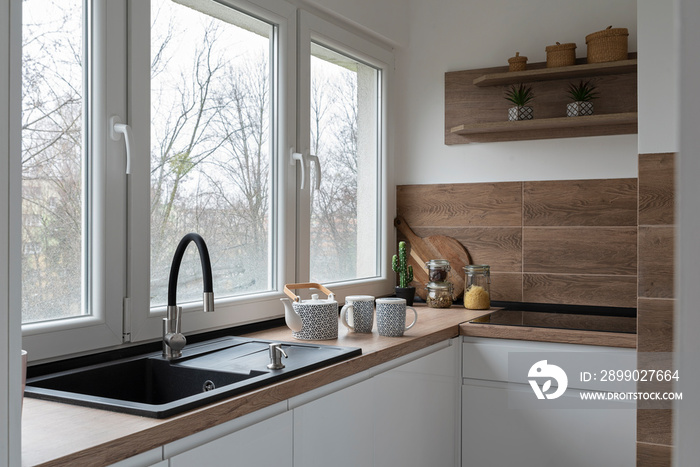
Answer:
[462,265,490,309]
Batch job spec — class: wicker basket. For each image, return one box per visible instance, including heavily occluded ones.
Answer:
[508,52,528,72]
[545,42,576,68]
[586,26,629,63]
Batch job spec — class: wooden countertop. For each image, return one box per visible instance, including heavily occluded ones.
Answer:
[22,306,489,467]
[22,305,636,466]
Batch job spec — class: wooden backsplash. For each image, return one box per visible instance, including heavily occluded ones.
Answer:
[397,178,638,307]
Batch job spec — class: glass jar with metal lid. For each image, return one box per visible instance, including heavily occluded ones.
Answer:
[462,265,490,309]
[425,259,451,282]
[426,281,453,308]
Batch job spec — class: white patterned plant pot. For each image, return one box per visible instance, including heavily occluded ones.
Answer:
[508,106,533,121]
[291,302,339,340]
[567,101,594,117]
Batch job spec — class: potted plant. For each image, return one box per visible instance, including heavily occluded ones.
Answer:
[566,80,599,117]
[504,83,535,121]
[392,241,415,305]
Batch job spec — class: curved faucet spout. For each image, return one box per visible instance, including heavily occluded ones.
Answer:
[167,233,214,312]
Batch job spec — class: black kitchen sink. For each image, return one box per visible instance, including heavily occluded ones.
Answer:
[25,336,361,418]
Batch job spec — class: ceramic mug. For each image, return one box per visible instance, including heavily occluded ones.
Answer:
[376,297,418,337]
[340,295,375,333]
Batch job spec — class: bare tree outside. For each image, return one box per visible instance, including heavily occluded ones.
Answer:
[21,0,84,323]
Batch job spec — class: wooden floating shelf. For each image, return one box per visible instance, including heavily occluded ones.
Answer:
[449,112,638,143]
[473,59,637,87]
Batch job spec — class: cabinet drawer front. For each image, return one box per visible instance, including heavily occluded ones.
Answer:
[462,337,636,392]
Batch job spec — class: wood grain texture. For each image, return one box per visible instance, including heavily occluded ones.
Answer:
[460,322,636,348]
[22,306,492,467]
[523,178,638,226]
[445,62,638,145]
[396,183,522,227]
[522,312,637,333]
[638,226,675,299]
[637,442,672,467]
[523,274,637,308]
[412,226,522,272]
[637,410,673,446]
[523,227,637,274]
[490,273,523,302]
[639,153,676,226]
[637,298,674,353]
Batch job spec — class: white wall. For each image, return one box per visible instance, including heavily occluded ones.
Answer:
[395,0,639,185]
[638,0,679,153]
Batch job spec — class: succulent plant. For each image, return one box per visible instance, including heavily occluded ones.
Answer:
[504,83,535,107]
[392,241,414,288]
[566,80,599,102]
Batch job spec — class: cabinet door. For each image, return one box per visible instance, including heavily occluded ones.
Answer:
[293,377,375,467]
[373,343,459,467]
[168,411,293,467]
[461,381,635,467]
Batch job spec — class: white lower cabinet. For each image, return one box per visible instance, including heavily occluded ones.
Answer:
[166,404,292,467]
[461,337,636,467]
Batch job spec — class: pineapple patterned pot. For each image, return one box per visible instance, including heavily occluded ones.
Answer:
[567,101,594,117]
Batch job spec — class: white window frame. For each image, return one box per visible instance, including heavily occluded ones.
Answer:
[127,0,297,343]
[21,0,128,360]
[296,10,395,303]
[18,0,395,360]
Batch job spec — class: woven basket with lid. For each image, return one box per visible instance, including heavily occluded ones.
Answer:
[545,42,577,67]
[507,52,528,72]
[586,26,629,63]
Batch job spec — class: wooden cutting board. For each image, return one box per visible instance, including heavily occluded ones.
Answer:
[394,217,471,300]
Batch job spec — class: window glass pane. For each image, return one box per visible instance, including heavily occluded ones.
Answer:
[21,0,85,323]
[150,0,274,308]
[309,43,379,283]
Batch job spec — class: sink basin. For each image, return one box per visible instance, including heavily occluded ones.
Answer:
[25,336,361,418]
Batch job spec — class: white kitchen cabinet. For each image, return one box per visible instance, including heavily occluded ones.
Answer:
[461,337,635,467]
[373,341,459,467]
[166,403,292,467]
[292,374,375,467]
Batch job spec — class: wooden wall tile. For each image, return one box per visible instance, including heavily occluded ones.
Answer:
[490,273,522,302]
[637,442,672,467]
[412,226,522,272]
[523,178,637,226]
[523,274,637,307]
[523,227,637,274]
[638,410,673,446]
[396,183,522,227]
[637,298,674,353]
[639,153,675,226]
[638,226,675,299]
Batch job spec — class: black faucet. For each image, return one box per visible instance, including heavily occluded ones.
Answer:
[163,233,215,359]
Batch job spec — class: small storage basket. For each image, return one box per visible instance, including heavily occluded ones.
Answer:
[586,26,629,63]
[508,52,528,72]
[545,42,576,68]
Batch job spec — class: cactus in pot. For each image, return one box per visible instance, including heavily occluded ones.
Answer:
[392,241,416,305]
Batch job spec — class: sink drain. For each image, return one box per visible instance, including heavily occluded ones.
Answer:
[202,380,216,392]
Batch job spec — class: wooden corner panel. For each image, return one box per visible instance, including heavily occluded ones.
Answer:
[637,442,672,467]
[639,153,676,226]
[638,226,675,299]
[523,178,638,226]
[637,298,675,353]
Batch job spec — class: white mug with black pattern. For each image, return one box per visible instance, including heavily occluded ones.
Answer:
[376,297,418,337]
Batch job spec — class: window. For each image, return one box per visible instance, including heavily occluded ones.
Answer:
[20,0,393,359]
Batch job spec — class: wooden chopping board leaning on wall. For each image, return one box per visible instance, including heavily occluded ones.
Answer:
[394,217,472,301]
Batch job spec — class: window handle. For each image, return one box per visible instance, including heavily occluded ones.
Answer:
[291,151,306,189]
[110,115,133,174]
[308,154,321,190]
